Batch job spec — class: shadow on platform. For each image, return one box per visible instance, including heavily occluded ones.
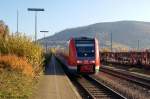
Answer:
[44,61,65,76]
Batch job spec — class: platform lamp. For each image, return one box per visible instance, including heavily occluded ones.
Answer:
[40,30,49,52]
[27,8,44,42]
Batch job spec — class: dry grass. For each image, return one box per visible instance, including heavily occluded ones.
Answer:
[0,55,34,77]
[0,55,38,99]
[0,34,44,75]
[0,34,44,98]
[0,69,37,99]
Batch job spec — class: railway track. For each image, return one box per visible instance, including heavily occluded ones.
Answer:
[76,75,126,99]
[100,66,150,89]
[56,57,126,99]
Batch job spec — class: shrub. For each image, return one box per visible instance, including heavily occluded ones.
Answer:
[0,34,44,75]
[0,22,43,98]
[0,55,34,77]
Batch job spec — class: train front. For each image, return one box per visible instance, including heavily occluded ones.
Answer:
[69,37,100,74]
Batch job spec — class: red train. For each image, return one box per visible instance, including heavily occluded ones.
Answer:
[101,51,150,69]
[57,37,100,74]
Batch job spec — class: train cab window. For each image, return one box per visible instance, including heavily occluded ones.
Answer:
[75,40,95,58]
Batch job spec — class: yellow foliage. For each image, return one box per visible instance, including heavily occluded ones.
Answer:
[0,55,34,77]
[0,34,44,75]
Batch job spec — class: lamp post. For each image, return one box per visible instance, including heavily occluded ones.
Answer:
[17,9,19,33]
[27,8,44,42]
[138,40,140,51]
[110,32,112,52]
[40,30,49,52]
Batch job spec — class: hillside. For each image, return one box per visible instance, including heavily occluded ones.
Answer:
[39,21,150,48]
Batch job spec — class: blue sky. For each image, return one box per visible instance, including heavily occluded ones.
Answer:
[0,0,150,39]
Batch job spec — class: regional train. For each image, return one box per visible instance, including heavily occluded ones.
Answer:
[57,37,100,74]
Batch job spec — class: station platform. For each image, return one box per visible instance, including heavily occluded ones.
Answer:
[30,55,81,99]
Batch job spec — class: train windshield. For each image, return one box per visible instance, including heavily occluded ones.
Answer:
[75,40,95,58]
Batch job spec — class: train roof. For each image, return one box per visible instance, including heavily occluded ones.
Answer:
[73,37,95,40]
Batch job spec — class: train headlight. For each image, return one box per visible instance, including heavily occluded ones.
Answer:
[77,60,82,64]
[90,60,95,63]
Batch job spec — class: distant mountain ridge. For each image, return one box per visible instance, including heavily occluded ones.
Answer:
[39,20,150,48]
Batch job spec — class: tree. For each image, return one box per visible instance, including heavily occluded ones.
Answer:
[0,20,9,39]
[4,25,9,39]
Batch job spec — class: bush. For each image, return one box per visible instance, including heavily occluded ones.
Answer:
[0,55,34,76]
[0,34,44,75]
[0,21,44,98]
[0,55,37,98]
[0,34,44,98]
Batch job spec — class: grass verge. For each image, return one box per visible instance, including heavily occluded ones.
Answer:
[0,34,44,99]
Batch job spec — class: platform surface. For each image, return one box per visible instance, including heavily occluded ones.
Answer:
[30,55,81,99]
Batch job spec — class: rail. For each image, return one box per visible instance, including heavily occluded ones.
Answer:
[76,75,126,99]
[100,66,150,89]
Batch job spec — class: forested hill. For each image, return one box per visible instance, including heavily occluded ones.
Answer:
[39,21,150,48]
